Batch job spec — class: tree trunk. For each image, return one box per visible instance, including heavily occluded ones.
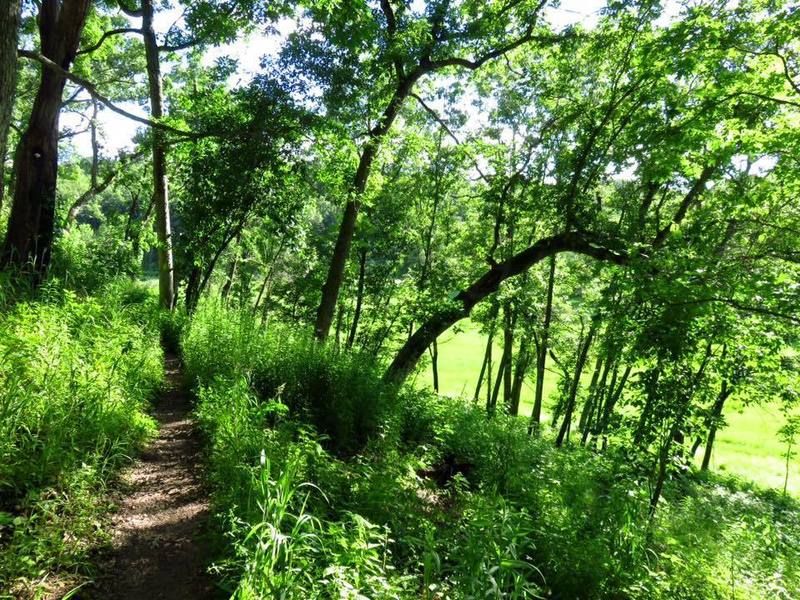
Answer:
[474,320,496,402]
[2,0,91,274]
[430,338,439,393]
[579,356,605,440]
[701,380,732,471]
[346,246,367,349]
[509,333,533,416]
[0,0,22,214]
[555,320,597,448]
[596,364,631,438]
[488,353,506,416]
[650,419,679,518]
[314,75,419,341]
[220,253,238,302]
[531,254,557,431]
[142,0,175,309]
[501,302,514,408]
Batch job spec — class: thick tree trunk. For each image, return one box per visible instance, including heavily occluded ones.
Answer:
[2,0,90,274]
[531,254,557,431]
[384,231,627,385]
[0,0,22,214]
[142,0,174,309]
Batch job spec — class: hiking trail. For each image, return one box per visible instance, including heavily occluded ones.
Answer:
[87,353,216,600]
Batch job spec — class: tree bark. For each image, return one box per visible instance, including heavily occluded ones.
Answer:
[488,352,506,416]
[384,231,626,385]
[314,74,420,341]
[579,356,605,437]
[0,0,22,214]
[473,317,496,403]
[508,335,533,416]
[346,246,367,349]
[701,380,732,471]
[555,320,597,448]
[501,302,514,408]
[429,338,439,393]
[530,254,557,431]
[2,0,91,274]
[220,253,238,302]
[142,0,175,309]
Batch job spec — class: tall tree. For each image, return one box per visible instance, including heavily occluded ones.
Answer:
[0,0,22,213]
[303,0,560,340]
[2,0,91,274]
[141,0,174,308]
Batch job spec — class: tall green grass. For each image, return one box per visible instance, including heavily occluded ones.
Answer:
[183,301,800,599]
[0,281,164,597]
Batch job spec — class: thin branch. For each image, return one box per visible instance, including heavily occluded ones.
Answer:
[423,31,565,71]
[410,92,491,183]
[410,92,460,143]
[77,27,141,55]
[66,148,148,223]
[652,163,717,248]
[158,38,202,53]
[18,49,200,139]
[117,0,143,18]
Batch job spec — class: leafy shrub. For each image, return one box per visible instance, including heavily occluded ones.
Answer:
[185,301,398,455]
[185,302,800,599]
[50,223,142,293]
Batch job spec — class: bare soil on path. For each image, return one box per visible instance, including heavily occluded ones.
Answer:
[85,354,217,600]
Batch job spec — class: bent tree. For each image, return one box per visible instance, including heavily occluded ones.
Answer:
[383,6,783,384]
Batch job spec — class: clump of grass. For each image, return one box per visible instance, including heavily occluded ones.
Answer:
[185,301,397,455]
[0,283,163,595]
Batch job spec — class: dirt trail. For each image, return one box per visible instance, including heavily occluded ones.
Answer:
[86,354,217,600]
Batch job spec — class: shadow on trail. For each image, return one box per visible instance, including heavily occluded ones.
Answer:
[85,355,219,600]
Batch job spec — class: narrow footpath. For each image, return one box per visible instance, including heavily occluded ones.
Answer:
[87,354,216,600]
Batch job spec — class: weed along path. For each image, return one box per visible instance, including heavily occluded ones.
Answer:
[87,353,216,600]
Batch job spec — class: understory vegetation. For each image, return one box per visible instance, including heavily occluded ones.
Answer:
[0,281,163,597]
[2,0,800,597]
[184,302,800,599]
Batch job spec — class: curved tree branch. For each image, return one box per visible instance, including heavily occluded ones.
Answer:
[384,231,628,383]
[77,27,141,55]
[18,49,200,138]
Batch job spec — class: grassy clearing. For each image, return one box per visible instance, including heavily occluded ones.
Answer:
[422,321,799,496]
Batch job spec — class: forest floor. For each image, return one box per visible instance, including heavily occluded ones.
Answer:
[85,353,217,600]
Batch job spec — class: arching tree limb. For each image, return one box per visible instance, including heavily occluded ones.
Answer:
[384,231,628,383]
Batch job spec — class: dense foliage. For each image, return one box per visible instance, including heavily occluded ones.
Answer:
[1,0,799,597]
[0,281,163,597]
[183,302,799,599]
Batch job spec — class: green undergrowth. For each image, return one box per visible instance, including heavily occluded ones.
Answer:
[183,301,800,599]
[0,279,165,598]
